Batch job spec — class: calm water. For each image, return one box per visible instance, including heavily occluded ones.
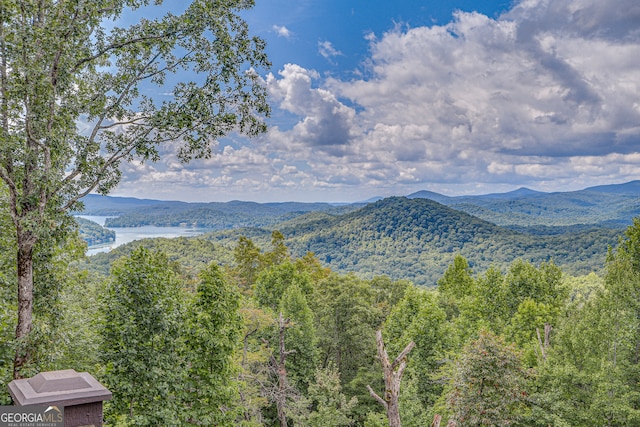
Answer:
[77,215,211,256]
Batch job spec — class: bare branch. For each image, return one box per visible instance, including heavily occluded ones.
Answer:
[391,341,416,372]
[98,117,150,129]
[371,330,415,427]
[375,329,391,372]
[86,50,162,146]
[137,50,195,82]
[367,385,388,410]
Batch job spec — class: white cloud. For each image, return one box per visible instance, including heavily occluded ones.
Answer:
[266,64,356,155]
[318,40,342,62]
[273,25,292,38]
[114,0,640,202]
[261,0,640,195]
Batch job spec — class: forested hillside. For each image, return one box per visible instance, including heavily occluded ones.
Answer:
[28,184,637,425]
[74,217,115,246]
[78,180,640,230]
[205,197,621,285]
[79,194,363,229]
[409,181,640,227]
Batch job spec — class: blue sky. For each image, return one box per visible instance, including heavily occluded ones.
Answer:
[113,0,640,202]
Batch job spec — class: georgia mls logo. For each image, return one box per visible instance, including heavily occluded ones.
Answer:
[0,405,64,427]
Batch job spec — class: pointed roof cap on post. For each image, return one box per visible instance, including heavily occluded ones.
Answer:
[8,369,112,407]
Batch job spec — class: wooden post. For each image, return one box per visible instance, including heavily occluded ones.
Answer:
[367,330,415,427]
[8,369,112,427]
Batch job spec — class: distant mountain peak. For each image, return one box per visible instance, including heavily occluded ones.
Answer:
[584,180,640,195]
[358,196,384,203]
[478,187,546,200]
[406,190,450,203]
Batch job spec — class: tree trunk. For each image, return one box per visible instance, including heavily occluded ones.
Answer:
[367,330,415,427]
[14,229,36,379]
[271,312,294,427]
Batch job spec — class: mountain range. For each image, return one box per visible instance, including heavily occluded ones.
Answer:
[79,181,639,286]
[406,180,640,227]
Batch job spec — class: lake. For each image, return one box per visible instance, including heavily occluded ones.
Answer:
[77,215,211,256]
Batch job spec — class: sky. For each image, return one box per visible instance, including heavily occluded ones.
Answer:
[111,0,640,203]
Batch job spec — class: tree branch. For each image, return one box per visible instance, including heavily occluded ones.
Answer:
[59,121,157,212]
[391,341,416,371]
[73,31,180,72]
[375,329,391,372]
[366,385,388,410]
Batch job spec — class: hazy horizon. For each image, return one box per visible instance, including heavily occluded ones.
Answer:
[97,178,639,205]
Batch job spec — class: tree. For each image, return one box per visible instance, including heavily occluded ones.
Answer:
[503,260,565,318]
[278,283,318,392]
[1,0,269,376]
[234,236,265,290]
[99,247,186,426]
[445,330,529,427]
[184,263,243,426]
[313,274,381,387]
[462,266,507,334]
[263,230,290,267]
[437,255,474,305]
[504,298,556,366]
[254,261,312,312]
[299,365,358,427]
[383,286,448,408]
[267,312,299,427]
[438,255,475,319]
[369,275,410,319]
[237,299,275,426]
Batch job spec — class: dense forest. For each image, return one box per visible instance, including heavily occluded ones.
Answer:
[203,197,622,285]
[80,196,624,286]
[75,217,116,246]
[80,182,640,229]
[2,198,640,425]
[76,184,639,286]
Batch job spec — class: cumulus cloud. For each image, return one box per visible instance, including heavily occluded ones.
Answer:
[260,0,640,194]
[266,64,356,155]
[115,0,640,201]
